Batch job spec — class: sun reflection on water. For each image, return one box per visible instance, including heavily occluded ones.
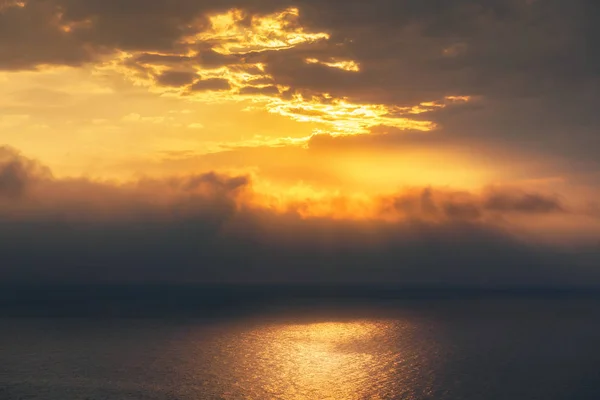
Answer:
[228,320,405,400]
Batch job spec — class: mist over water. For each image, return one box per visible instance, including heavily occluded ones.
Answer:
[1,295,600,399]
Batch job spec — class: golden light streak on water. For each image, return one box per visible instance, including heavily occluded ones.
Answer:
[206,319,435,400]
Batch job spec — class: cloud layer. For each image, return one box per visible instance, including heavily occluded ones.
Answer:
[1,147,598,285]
[3,0,599,163]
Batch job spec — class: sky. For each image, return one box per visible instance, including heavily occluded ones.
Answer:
[1,0,600,284]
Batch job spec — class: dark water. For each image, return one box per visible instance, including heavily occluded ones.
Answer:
[1,298,600,399]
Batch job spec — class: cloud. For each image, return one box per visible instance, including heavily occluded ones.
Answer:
[484,191,564,214]
[181,171,249,193]
[0,1,296,70]
[377,187,565,222]
[189,78,232,92]
[155,70,197,87]
[0,146,51,198]
[0,148,598,285]
[9,0,597,154]
[238,85,281,96]
[197,48,241,68]
[3,1,598,103]
[0,0,94,69]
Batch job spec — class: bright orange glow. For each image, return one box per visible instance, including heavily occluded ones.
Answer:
[266,94,437,135]
[184,7,330,55]
[305,58,361,72]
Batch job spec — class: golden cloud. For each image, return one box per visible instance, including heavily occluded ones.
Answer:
[305,58,361,72]
[91,6,473,145]
[184,7,330,55]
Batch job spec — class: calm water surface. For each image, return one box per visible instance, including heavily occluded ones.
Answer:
[1,300,600,399]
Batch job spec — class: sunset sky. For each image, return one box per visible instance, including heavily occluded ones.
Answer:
[1,0,600,284]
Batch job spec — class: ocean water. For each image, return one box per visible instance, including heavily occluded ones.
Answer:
[1,298,600,399]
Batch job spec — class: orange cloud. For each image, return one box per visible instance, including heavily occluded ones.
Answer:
[91,6,473,141]
[305,58,361,72]
[184,7,330,55]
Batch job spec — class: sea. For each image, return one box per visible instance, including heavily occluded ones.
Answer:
[1,286,600,399]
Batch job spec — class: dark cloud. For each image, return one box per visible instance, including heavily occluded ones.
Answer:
[4,0,599,123]
[248,0,600,169]
[238,85,280,96]
[0,148,598,285]
[484,191,564,214]
[2,196,597,285]
[378,187,565,222]
[0,1,94,69]
[189,78,231,92]
[196,48,242,68]
[0,0,282,69]
[0,146,51,198]
[181,171,249,193]
[3,0,598,100]
[155,70,197,87]
[282,0,594,103]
